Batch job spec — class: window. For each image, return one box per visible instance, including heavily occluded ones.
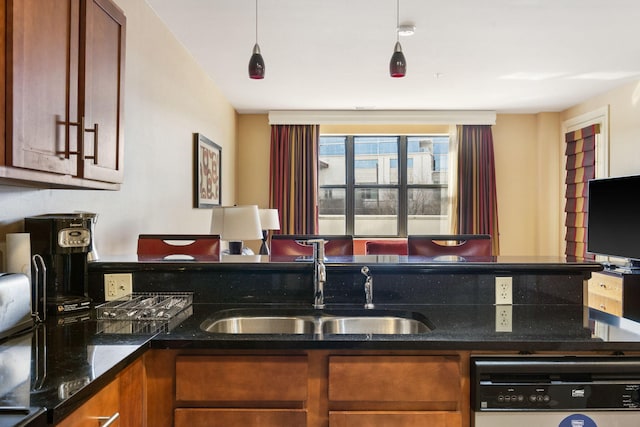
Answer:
[318,134,450,237]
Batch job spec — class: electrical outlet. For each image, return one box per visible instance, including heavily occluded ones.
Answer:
[495,276,513,305]
[104,273,133,301]
[495,305,512,332]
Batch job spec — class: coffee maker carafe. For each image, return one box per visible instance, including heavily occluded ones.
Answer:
[25,214,93,315]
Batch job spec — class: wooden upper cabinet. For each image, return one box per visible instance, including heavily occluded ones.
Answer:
[80,0,125,183]
[3,0,125,188]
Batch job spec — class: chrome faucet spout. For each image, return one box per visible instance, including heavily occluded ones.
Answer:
[304,239,327,309]
[361,266,375,309]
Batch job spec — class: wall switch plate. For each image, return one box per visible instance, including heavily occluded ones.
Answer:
[495,305,513,332]
[104,273,133,301]
[495,276,513,305]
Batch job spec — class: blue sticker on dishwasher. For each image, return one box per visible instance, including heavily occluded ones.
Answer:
[559,414,597,427]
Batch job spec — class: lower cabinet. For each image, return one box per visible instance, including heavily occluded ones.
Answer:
[56,358,143,427]
[56,379,120,427]
[149,350,468,427]
[174,355,309,427]
[328,355,462,427]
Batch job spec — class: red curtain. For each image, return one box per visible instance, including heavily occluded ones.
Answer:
[564,124,599,260]
[269,125,319,234]
[454,125,500,255]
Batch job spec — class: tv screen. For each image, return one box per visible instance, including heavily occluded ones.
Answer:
[587,174,640,267]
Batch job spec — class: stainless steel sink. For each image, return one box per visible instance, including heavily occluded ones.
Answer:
[200,308,432,335]
[201,315,315,334]
[321,316,430,334]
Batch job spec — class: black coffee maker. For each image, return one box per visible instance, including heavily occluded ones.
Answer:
[25,214,93,315]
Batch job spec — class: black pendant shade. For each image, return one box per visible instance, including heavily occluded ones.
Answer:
[248,43,265,79]
[389,41,406,78]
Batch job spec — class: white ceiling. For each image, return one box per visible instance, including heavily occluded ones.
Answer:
[145,0,640,114]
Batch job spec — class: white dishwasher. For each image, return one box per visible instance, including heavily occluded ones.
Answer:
[471,356,640,427]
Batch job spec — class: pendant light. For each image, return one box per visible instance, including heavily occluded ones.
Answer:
[248,0,265,79]
[389,0,406,78]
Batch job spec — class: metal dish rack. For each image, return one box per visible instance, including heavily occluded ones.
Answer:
[95,292,193,334]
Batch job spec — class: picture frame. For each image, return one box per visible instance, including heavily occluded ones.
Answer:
[194,133,221,208]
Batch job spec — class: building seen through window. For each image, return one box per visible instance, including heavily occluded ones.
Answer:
[319,134,450,237]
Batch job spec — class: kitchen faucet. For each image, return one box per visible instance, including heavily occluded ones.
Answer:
[361,266,375,309]
[302,239,326,309]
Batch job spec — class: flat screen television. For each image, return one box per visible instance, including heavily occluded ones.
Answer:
[587,174,640,269]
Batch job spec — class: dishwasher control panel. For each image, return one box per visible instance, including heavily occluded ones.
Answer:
[476,383,640,410]
[472,356,640,411]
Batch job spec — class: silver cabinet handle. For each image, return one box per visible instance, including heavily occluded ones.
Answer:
[98,412,120,427]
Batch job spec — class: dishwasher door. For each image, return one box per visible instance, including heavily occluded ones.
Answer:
[475,411,640,427]
[472,356,640,427]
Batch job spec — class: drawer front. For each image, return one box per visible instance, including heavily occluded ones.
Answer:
[588,272,623,299]
[329,411,461,427]
[588,292,623,316]
[329,356,460,407]
[57,377,120,427]
[175,355,308,402]
[175,408,307,427]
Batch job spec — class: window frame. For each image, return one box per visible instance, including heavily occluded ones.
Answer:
[319,134,449,237]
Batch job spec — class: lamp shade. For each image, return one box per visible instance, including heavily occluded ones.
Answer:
[389,41,406,78]
[210,205,263,241]
[248,43,265,79]
[258,209,280,231]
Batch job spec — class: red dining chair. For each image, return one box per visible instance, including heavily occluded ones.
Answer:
[137,234,220,260]
[270,235,354,256]
[407,234,492,257]
[365,240,408,255]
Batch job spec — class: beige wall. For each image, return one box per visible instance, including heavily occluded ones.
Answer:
[562,79,640,178]
[0,0,237,257]
[238,116,564,256]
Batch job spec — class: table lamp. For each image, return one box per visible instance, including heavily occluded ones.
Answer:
[211,205,262,254]
[258,209,280,255]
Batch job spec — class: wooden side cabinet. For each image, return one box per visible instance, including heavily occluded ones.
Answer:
[1,0,125,189]
[588,271,640,321]
[56,358,143,427]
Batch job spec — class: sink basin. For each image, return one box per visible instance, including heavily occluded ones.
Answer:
[200,308,432,335]
[201,315,315,334]
[321,316,431,334]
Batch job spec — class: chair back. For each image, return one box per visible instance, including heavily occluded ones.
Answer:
[407,234,492,257]
[270,235,354,256]
[137,234,220,260]
[365,240,408,255]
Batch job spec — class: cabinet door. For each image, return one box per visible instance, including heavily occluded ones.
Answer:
[175,409,307,427]
[80,0,125,183]
[56,377,120,427]
[7,0,79,176]
[329,355,460,410]
[175,355,308,402]
[329,411,461,427]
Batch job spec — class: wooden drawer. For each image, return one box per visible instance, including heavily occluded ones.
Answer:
[175,408,307,427]
[328,356,460,410]
[175,355,308,402]
[588,272,623,299]
[57,377,120,427]
[329,411,461,427]
[588,292,622,316]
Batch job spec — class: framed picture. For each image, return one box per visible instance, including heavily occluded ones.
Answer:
[194,133,221,208]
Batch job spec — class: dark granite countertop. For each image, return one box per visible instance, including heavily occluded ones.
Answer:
[0,319,152,426]
[152,303,640,352]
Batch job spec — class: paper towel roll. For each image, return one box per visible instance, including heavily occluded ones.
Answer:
[6,233,31,279]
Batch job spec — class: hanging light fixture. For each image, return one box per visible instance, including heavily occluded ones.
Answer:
[248,0,265,79]
[389,0,406,78]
